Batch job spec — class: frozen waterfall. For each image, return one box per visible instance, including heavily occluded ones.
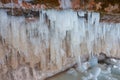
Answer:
[59,0,72,9]
[0,9,120,80]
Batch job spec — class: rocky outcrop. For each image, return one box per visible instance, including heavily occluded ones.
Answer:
[0,0,18,4]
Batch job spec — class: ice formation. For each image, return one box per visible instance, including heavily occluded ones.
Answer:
[59,0,72,9]
[0,9,120,80]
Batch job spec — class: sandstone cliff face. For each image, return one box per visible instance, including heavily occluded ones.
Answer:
[0,10,120,80]
[1,0,18,4]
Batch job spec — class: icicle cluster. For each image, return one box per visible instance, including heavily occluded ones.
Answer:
[0,9,120,80]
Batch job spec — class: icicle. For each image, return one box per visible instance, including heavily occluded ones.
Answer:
[0,9,120,80]
[59,0,72,9]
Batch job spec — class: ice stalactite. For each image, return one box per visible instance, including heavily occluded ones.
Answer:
[0,9,120,80]
[59,0,72,9]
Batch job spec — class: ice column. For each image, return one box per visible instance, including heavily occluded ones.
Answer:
[0,10,120,80]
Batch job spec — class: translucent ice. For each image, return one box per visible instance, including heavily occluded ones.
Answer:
[0,10,120,80]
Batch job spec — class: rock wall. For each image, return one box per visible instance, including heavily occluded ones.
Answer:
[0,9,120,80]
[0,0,18,4]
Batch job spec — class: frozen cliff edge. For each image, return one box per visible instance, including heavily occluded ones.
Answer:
[0,9,120,80]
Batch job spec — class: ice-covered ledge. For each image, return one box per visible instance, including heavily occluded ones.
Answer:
[0,9,120,80]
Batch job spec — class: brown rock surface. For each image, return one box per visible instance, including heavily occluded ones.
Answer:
[1,0,18,4]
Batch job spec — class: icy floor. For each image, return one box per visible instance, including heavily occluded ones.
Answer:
[47,59,120,80]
